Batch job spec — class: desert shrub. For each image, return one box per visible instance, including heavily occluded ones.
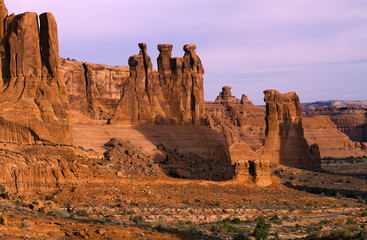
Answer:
[339,227,351,239]
[269,214,279,222]
[272,232,280,240]
[20,218,31,231]
[319,219,330,225]
[155,222,166,232]
[282,214,289,220]
[178,220,185,225]
[46,209,69,218]
[44,195,54,201]
[231,218,242,224]
[190,226,202,235]
[129,215,144,224]
[233,233,250,240]
[186,220,193,225]
[0,185,5,193]
[75,209,89,217]
[253,216,271,240]
[361,212,367,217]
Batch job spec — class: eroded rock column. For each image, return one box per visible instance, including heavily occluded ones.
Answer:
[263,90,320,168]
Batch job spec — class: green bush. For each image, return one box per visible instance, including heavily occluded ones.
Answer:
[233,233,250,240]
[253,216,271,240]
[129,215,144,224]
[155,222,166,232]
[231,218,242,224]
[44,195,54,201]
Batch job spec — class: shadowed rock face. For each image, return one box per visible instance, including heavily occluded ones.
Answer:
[111,43,205,125]
[60,59,129,120]
[0,2,72,145]
[263,90,320,168]
[110,43,169,124]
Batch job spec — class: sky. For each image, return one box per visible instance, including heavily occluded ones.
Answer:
[6,0,367,105]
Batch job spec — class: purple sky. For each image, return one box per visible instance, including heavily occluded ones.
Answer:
[6,0,367,104]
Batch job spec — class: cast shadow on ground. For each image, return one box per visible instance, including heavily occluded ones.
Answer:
[131,125,235,182]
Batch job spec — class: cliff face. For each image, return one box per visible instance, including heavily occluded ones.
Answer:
[305,107,367,143]
[0,2,72,145]
[60,59,129,120]
[263,90,320,168]
[302,115,367,157]
[110,43,205,125]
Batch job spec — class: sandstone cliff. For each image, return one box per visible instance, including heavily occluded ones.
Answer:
[206,88,367,161]
[0,2,72,145]
[110,43,205,125]
[303,115,367,157]
[263,90,320,168]
[305,107,367,143]
[60,59,129,120]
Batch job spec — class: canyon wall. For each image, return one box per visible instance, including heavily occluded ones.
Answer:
[0,2,72,145]
[305,107,367,143]
[60,59,129,120]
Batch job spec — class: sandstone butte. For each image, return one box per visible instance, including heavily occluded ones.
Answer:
[0,1,72,145]
[262,90,321,168]
[206,87,322,170]
[110,43,205,125]
[1,0,366,196]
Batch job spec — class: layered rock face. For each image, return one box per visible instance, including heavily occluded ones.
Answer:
[206,87,265,151]
[0,2,72,145]
[305,107,367,143]
[303,115,367,157]
[233,160,272,187]
[263,90,320,168]
[111,43,205,125]
[60,59,129,120]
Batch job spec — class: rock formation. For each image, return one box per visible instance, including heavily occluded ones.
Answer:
[0,2,72,145]
[215,86,240,104]
[60,59,129,120]
[263,90,320,168]
[110,43,169,124]
[206,87,265,151]
[233,160,272,187]
[305,107,367,143]
[303,115,367,157]
[111,43,205,125]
